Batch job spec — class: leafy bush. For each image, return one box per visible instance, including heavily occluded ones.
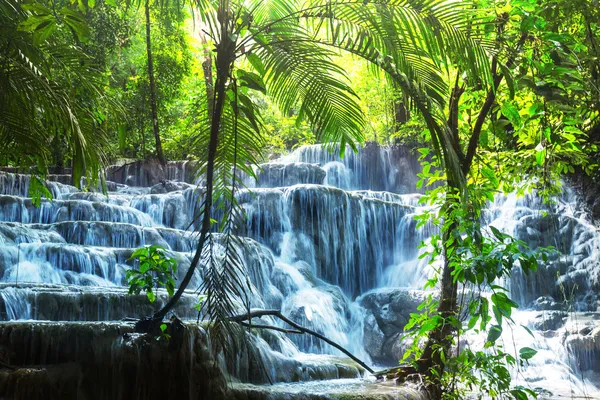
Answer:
[126,245,178,303]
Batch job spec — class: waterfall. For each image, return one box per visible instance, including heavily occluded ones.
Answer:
[1,144,599,395]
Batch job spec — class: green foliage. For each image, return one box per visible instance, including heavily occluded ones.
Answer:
[29,175,53,207]
[126,245,178,303]
[0,0,115,188]
[404,160,555,398]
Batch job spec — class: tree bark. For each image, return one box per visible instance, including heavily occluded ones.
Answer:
[417,202,460,399]
[145,0,166,166]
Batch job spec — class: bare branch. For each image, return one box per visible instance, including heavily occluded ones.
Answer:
[239,322,303,335]
[230,309,374,374]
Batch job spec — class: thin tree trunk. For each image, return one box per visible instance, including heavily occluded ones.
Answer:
[414,31,528,399]
[392,82,410,131]
[137,39,233,332]
[145,0,166,166]
[141,124,146,159]
[417,198,460,399]
[417,74,464,399]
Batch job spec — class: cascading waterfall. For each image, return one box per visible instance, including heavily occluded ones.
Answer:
[0,143,599,397]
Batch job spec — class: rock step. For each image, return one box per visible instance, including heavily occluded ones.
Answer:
[0,221,199,252]
[229,380,425,400]
[0,283,201,321]
[0,195,155,227]
[0,321,228,400]
[0,242,196,288]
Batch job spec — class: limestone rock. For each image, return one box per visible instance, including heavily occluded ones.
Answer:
[150,180,195,194]
[531,311,568,331]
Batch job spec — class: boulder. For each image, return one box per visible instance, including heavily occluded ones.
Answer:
[358,289,427,336]
[565,324,600,371]
[150,180,195,194]
[256,162,326,187]
[530,311,568,331]
[530,296,564,311]
[357,289,428,364]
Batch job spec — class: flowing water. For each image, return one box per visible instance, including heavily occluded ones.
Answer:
[0,143,599,398]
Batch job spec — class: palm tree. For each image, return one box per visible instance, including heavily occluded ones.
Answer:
[144,0,491,358]
[0,0,112,190]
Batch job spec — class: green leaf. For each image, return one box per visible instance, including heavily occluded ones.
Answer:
[486,325,502,345]
[139,261,149,274]
[246,53,265,75]
[535,143,546,166]
[500,63,515,99]
[61,7,90,42]
[418,316,442,335]
[489,226,505,241]
[519,347,537,360]
[501,101,521,126]
[510,388,528,400]
[19,15,57,45]
[481,166,498,187]
[238,70,266,93]
[160,323,167,333]
[521,325,535,338]
[147,290,156,303]
[29,176,53,207]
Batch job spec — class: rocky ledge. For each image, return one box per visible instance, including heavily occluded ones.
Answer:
[0,320,227,400]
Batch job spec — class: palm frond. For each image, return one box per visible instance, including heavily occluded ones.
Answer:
[0,0,115,187]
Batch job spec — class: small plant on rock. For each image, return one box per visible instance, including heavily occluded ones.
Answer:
[127,245,178,303]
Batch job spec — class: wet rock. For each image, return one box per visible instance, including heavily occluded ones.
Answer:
[150,180,195,194]
[286,185,413,296]
[358,289,428,364]
[0,284,199,321]
[531,296,564,311]
[359,289,427,336]
[256,163,326,187]
[531,311,568,331]
[0,321,227,400]
[362,314,385,358]
[281,286,350,354]
[229,380,426,400]
[283,142,429,194]
[565,325,600,371]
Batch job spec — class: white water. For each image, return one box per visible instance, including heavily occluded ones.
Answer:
[1,144,599,397]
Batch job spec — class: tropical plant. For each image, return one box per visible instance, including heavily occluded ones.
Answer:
[394,0,598,397]
[127,245,179,303]
[0,0,114,190]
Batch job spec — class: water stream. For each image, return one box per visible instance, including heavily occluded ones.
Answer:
[0,143,599,398]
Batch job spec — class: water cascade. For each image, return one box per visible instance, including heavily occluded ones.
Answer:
[0,143,599,398]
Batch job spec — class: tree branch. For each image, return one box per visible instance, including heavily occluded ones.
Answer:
[463,32,528,173]
[230,309,374,374]
[239,322,303,335]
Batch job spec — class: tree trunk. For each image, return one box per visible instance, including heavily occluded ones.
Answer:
[145,0,166,166]
[394,99,409,128]
[392,82,409,140]
[195,16,214,117]
[138,36,233,332]
[417,196,460,399]
[417,76,464,399]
